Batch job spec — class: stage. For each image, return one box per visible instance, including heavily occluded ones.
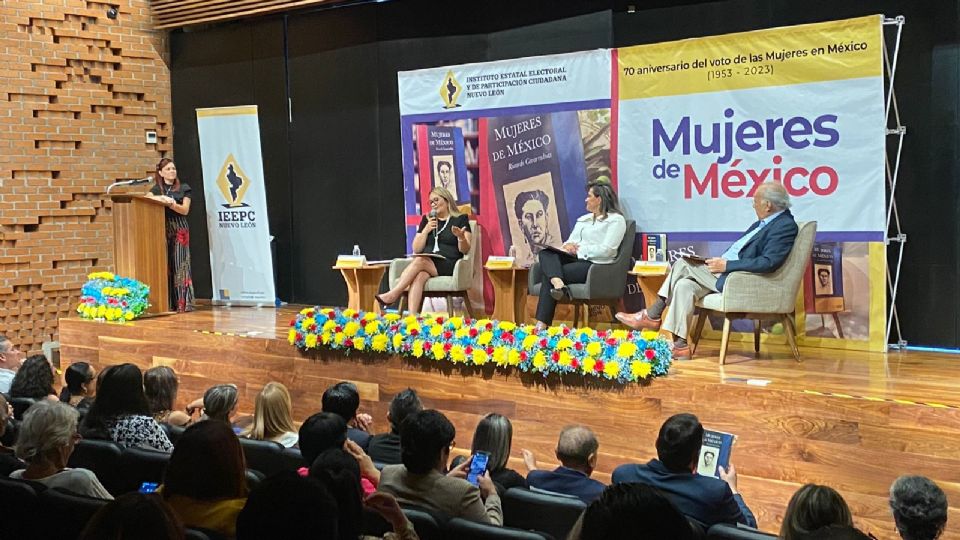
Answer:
[59,304,960,540]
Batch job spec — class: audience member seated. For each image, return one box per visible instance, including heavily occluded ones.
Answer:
[144,366,191,427]
[241,382,298,447]
[162,420,248,538]
[522,424,604,504]
[612,413,756,528]
[0,334,24,394]
[569,483,696,540]
[9,354,57,401]
[369,388,422,466]
[889,475,947,540]
[0,394,25,475]
[377,409,503,526]
[311,447,418,539]
[79,492,186,540]
[468,413,526,494]
[299,411,348,468]
[80,363,174,452]
[323,381,372,450]
[794,524,874,540]
[236,470,339,540]
[780,484,854,540]
[59,362,96,410]
[193,383,241,431]
[11,400,113,499]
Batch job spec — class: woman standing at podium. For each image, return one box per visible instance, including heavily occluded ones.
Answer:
[146,158,195,312]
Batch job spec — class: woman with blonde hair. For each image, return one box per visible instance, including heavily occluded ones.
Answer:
[243,382,298,447]
[376,186,471,313]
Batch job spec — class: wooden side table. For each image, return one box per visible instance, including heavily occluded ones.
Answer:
[486,266,529,323]
[333,265,387,313]
[629,269,668,309]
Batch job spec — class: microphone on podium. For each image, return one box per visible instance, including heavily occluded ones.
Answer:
[106,175,154,194]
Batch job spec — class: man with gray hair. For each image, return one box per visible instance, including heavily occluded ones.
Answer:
[0,335,24,394]
[522,425,605,504]
[890,475,947,540]
[617,183,798,358]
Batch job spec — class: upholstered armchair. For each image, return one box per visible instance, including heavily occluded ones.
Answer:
[527,220,636,327]
[690,221,817,364]
[388,219,480,317]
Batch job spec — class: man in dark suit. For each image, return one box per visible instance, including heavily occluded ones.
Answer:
[617,182,798,358]
[321,381,372,451]
[523,425,605,504]
[612,413,756,528]
[368,388,422,465]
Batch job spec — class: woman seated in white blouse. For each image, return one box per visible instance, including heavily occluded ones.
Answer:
[12,400,113,499]
[534,181,627,327]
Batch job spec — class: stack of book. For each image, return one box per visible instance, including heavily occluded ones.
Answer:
[633,233,669,275]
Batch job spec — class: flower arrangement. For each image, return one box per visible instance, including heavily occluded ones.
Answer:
[76,271,150,322]
[288,308,672,384]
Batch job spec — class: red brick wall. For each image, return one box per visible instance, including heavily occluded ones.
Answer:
[0,1,172,353]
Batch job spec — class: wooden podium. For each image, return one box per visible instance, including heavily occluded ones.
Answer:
[110,194,169,314]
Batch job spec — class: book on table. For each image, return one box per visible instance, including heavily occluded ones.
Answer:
[640,233,668,262]
[697,429,736,479]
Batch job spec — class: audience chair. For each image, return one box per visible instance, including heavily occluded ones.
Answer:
[67,438,124,495]
[691,221,817,364]
[40,487,109,539]
[279,446,305,471]
[186,527,228,540]
[445,518,553,540]
[118,446,171,494]
[0,476,44,540]
[707,523,778,539]
[401,506,444,540]
[361,507,394,538]
[527,220,636,327]
[502,487,585,540]
[389,218,481,317]
[161,422,186,445]
[10,396,37,420]
[688,517,708,540]
[245,468,264,491]
[239,437,285,476]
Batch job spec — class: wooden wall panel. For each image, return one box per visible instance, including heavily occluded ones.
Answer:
[150,0,341,29]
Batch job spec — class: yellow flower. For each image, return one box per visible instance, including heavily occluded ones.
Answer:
[403,315,418,326]
[472,349,489,365]
[334,332,345,345]
[576,328,594,339]
[455,327,470,339]
[305,334,318,348]
[498,321,516,332]
[412,340,425,358]
[321,333,331,345]
[97,305,106,317]
[372,334,388,352]
[604,361,620,377]
[363,312,377,322]
[431,342,446,360]
[475,319,493,329]
[384,313,401,322]
[477,331,493,346]
[342,308,356,318]
[582,357,596,373]
[640,329,660,341]
[76,304,83,314]
[364,321,380,335]
[532,351,547,370]
[611,329,628,340]
[392,333,404,350]
[299,307,314,315]
[105,310,116,321]
[450,345,466,363]
[493,347,508,366]
[448,316,463,329]
[521,335,539,350]
[507,349,521,366]
[288,329,297,344]
[302,317,316,329]
[430,325,443,337]
[89,271,115,280]
[343,321,360,337]
[547,326,562,337]
[123,310,135,321]
[558,351,573,367]
[353,337,366,350]
[586,341,602,357]
[406,322,422,335]
[617,342,638,359]
[556,337,573,350]
[322,320,337,332]
[631,361,652,379]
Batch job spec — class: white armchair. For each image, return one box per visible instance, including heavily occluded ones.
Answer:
[690,221,817,364]
[388,219,480,316]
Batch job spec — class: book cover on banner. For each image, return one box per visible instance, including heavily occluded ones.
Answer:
[415,125,470,205]
[485,112,587,268]
[697,429,736,479]
[803,242,845,314]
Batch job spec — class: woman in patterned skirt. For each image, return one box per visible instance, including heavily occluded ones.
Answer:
[147,158,195,312]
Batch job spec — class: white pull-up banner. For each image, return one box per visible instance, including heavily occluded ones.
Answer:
[196,105,276,306]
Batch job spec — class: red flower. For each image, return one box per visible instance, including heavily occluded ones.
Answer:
[551,352,559,362]
[306,310,315,317]
[562,327,570,336]
[289,320,295,327]
[502,332,514,343]
[539,338,548,348]
[571,359,580,369]
[485,322,493,330]
[594,360,605,373]
[606,338,617,346]
[410,329,419,336]
[425,341,432,349]
[334,326,343,333]
[308,324,317,332]
[344,339,353,347]
[469,328,478,338]
[443,343,452,352]
[645,349,656,360]
[597,330,607,338]
[295,332,303,341]
[464,318,473,325]
[121,301,128,307]
[519,351,528,361]
[574,342,583,351]
[443,331,453,340]
[352,312,360,319]
[175,229,189,246]
[436,317,445,324]
[464,346,473,355]
[485,346,494,355]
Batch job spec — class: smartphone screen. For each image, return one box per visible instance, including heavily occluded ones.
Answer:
[467,451,490,486]
[139,482,159,494]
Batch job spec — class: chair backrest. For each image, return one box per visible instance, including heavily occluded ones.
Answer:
[445,517,553,540]
[759,220,817,312]
[238,437,284,476]
[361,507,393,538]
[162,422,186,445]
[10,396,38,420]
[707,523,778,539]
[0,476,43,540]
[402,506,443,540]
[502,487,585,540]
[245,468,264,491]
[278,447,306,472]
[67,439,124,495]
[118,446,171,494]
[40,487,110,539]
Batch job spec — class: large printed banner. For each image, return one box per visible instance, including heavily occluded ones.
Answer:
[397,16,887,351]
[196,106,276,306]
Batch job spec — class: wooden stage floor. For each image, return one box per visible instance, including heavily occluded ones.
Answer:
[59,305,960,539]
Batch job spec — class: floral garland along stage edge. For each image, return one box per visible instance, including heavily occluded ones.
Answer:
[76,271,151,322]
[288,308,673,384]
